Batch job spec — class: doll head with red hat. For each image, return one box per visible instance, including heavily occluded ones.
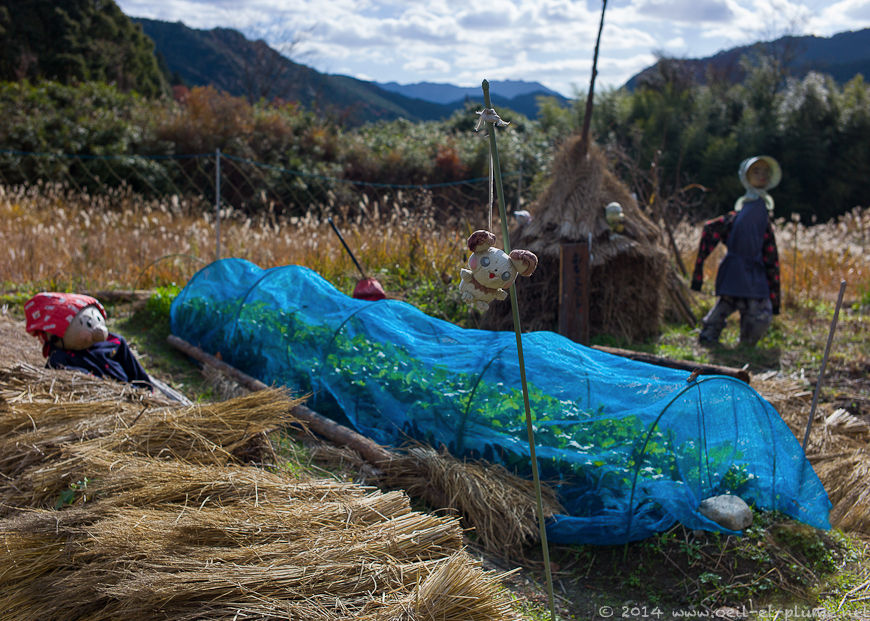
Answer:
[24,292,108,356]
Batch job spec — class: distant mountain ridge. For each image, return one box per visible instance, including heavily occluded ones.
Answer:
[375,80,566,105]
[135,18,569,124]
[136,18,454,125]
[136,17,868,123]
[625,28,870,89]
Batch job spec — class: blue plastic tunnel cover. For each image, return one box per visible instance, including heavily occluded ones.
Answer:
[170,258,831,545]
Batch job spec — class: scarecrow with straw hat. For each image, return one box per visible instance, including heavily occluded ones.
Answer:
[691,155,783,347]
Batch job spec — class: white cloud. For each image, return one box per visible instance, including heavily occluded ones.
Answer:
[636,0,733,23]
[813,0,870,31]
[403,56,452,74]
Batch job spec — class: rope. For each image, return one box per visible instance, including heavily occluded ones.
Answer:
[475,109,509,232]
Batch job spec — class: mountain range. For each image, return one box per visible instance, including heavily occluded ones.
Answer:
[135,17,869,125]
[136,18,568,125]
[625,28,870,89]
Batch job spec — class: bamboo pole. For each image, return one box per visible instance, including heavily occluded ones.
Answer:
[801,280,847,452]
[481,79,557,621]
[591,344,750,383]
[579,0,608,157]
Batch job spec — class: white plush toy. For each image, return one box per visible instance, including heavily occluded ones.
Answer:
[459,230,538,312]
[62,304,109,350]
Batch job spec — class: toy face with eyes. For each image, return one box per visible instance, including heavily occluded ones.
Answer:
[458,229,538,312]
[470,246,520,289]
[62,304,109,350]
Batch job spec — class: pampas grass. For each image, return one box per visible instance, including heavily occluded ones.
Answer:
[0,182,464,292]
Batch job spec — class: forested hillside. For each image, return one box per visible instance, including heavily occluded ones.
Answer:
[626,29,870,90]
[591,61,870,222]
[0,0,166,98]
[134,18,568,123]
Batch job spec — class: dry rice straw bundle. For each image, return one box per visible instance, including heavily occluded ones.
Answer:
[1,390,307,510]
[379,445,564,560]
[93,557,463,620]
[811,451,870,534]
[67,446,366,508]
[754,372,870,534]
[0,362,178,406]
[0,399,143,437]
[0,366,523,620]
[0,495,517,620]
[0,401,143,479]
[76,496,455,562]
[80,387,305,464]
[362,551,523,621]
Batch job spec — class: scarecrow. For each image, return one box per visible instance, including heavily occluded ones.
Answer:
[691,155,782,347]
[24,292,153,390]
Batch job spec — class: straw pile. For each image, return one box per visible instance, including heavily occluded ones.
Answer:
[754,370,870,535]
[0,362,181,406]
[482,137,670,341]
[377,445,564,560]
[0,363,523,620]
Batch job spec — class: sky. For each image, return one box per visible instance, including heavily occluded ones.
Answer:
[115,0,870,98]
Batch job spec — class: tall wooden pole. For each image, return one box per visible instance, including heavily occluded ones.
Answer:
[482,79,557,621]
[579,0,608,156]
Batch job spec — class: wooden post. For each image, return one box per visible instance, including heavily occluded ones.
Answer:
[559,241,590,345]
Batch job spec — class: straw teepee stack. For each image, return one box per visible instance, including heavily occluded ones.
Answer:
[482,136,670,342]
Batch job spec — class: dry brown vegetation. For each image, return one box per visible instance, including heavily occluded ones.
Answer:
[0,368,524,620]
[2,183,866,311]
[0,182,466,293]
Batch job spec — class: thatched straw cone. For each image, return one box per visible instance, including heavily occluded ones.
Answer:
[482,137,669,342]
[379,446,563,560]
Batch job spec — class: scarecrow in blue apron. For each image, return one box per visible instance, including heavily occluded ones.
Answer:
[691,155,782,347]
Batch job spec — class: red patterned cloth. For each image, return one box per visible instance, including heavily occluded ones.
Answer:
[24,293,107,353]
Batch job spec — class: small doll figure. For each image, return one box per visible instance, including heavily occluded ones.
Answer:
[605,201,626,237]
[24,292,153,390]
[458,230,538,312]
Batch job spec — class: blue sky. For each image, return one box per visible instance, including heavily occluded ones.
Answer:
[116,0,870,98]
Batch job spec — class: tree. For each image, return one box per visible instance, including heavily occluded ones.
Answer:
[0,0,167,97]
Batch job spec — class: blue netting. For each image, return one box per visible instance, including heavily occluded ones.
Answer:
[170,258,831,544]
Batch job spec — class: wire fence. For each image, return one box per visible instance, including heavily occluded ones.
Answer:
[0,149,529,223]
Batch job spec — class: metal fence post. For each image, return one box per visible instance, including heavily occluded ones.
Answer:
[215,148,222,261]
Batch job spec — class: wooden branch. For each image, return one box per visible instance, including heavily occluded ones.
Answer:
[166,334,394,465]
[591,344,751,384]
[579,0,608,155]
[84,290,152,303]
